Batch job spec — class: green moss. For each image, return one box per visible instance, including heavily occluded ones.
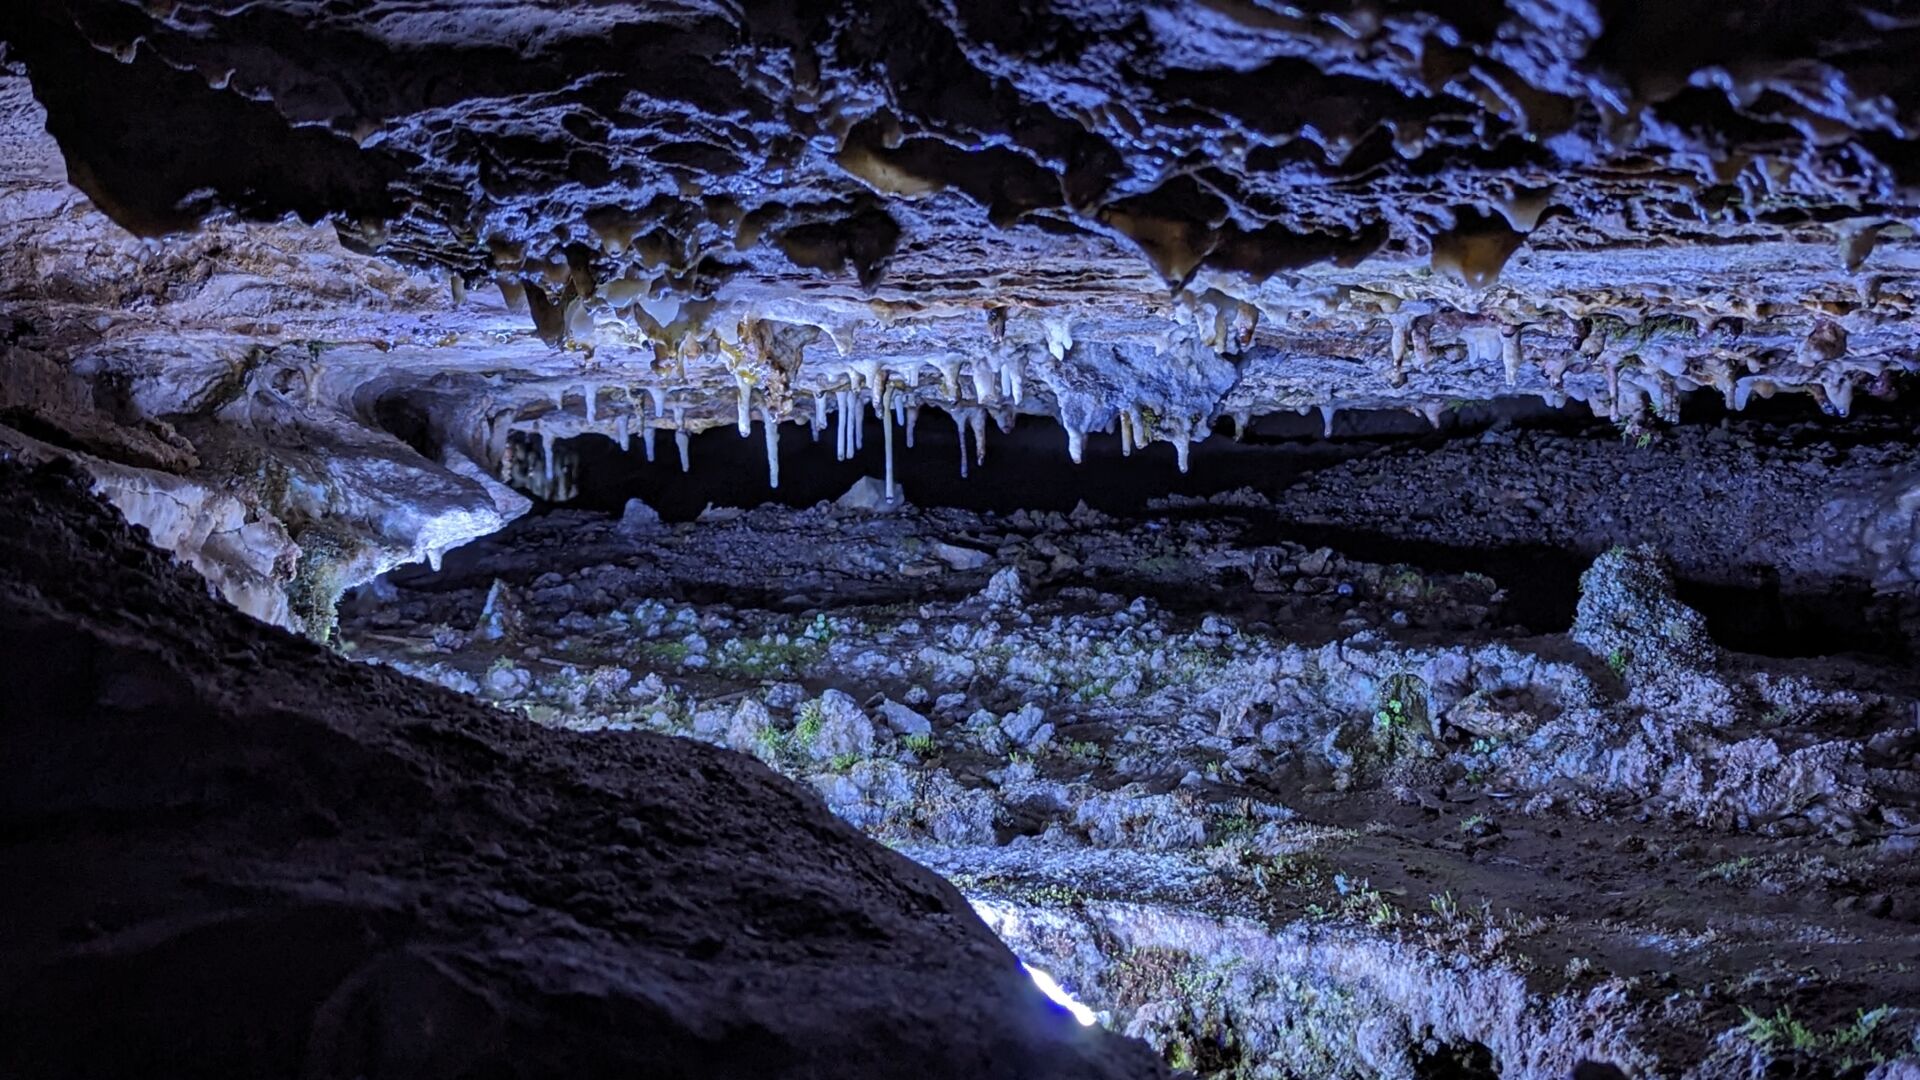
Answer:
[287,526,353,648]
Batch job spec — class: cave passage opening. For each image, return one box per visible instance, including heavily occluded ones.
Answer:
[502,391,1917,660]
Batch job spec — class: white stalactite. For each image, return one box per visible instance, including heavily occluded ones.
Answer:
[1319,404,1337,439]
[734,374,752,436]
[970,360,997,404]
[1119,411,1133,456]
[616,414,630,451]
[673,406,690,472]
[1065,424,1084,465]
[905,404,919,448]
[762,408,780,488]
[813,392,827,441]
[1502,329,1523,386]
[585,384,597,423]
[647,386,666,418]
[643,423,657,462]
[971,409,989,466]
[882,385,897,502]
[954,408,971,478]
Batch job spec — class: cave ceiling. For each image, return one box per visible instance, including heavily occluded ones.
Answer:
[4,1,1920,480]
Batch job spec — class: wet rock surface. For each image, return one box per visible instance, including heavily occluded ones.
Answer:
[0,457,1166,1080]
[343,479,1920,1079]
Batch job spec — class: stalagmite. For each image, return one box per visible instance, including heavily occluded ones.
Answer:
[673,406,690,472]
[762,407,781,488]
[881,385,897,502]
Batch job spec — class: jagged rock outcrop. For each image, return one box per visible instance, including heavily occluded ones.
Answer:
[0,456,1167,1080]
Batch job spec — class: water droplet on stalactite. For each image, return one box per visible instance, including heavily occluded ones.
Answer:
[762,408,781,488]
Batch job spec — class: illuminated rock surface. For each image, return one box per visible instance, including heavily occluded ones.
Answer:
[4,3,1920,1077]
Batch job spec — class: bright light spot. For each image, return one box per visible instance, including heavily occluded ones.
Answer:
[1023,962,1097,1026]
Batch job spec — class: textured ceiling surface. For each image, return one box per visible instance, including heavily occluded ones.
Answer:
[2,2,1919,512]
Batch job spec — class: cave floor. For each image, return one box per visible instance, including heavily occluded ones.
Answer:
[341,486,1920,1079]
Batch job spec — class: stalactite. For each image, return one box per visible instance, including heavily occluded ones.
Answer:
[762,407,781,488]
[646,386,666,418]
[969,359,997,404]
[1502,328,1523,386]
[1119,410,1134,456]
[585,384,597,423]
[673,406,690,472]
[1065,423,1084,465]
[970,408,989,466]
[953,408,971,478]
[643,423,657,463]
[1231,411,1249,442]
[882,384,897,502]
[813,392,827,442]
[735,374,753,437]
[937,358,962,401]
[1319,404,1337,439]
[905,404,920,448]
[616,414,630,452]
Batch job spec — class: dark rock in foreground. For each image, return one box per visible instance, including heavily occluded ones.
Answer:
[0,458,1165,1080]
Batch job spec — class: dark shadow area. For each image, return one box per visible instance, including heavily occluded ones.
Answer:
[534,399,1915,660]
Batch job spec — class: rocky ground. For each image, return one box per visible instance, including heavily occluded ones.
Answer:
[339,438,1920,1079]
[0,456,1165,1080]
